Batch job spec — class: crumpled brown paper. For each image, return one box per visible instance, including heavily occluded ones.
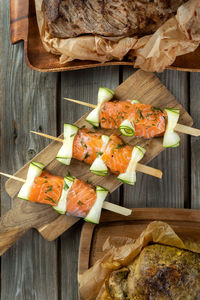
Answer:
[35,0,200,72]
[78,221,200,300]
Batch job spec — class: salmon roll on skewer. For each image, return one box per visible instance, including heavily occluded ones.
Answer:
[70,87,181,148]
[55,125,148,185]
[17,162,109,224]
[100,102,167,139]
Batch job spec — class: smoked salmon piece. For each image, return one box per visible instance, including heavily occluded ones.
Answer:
[29,171,64,206]
[101,134,133,175]
[29,172,96,217]
[100,101,166,139]
[73,128,103,165]
[66,179,96,217]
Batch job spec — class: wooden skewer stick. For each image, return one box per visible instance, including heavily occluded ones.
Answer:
[175,124,200,137]
[30,131,162,179]
[64,97,200,137]
[64,97,97,109]
[31,131,63,142]
[0,172,132,217]
[0,172,26,183]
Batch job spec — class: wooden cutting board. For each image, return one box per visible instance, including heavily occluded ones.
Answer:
[0,70,193,256]
[10,0,200,72]
[78,208,200,275]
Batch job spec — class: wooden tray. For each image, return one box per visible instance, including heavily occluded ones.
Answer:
[10,0,200,72]
[78,208,200,275]
[0,70,193,256]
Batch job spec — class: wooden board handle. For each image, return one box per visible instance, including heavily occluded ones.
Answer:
[0,207,32,256]
[10,0,29,44]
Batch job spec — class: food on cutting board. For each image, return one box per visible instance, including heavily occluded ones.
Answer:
[15,161,131,224]
[31,125,162,185]
[57,124,147,185]
[65,87,200,146]
[44,0,186,38]
[79,221,200,299]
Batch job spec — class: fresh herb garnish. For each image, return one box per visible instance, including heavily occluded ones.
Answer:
[63,182,69,191]
[84,153,89,159]
[70,133,76,137]
[45,185,53,193]
[116,143,124,149]
[45,196,56,204]
[138,108,144,119]
[97,152,103,156]
[77,200,84,206]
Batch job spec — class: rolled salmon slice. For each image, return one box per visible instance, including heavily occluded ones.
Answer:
[73,128,103,165]
[29,171,64,206]
[66,179,96,217]
[100,101,166,138]
[29,172,97,217]
[102,134,133,175]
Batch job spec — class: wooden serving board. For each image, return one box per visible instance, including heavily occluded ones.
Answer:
[78,208,200,275]
[10,0,200,72]
[0,70,193,256]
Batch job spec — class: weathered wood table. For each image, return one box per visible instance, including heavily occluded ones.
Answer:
[1,2,200,300]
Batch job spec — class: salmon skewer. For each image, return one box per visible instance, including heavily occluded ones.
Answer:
[64,87,200,147]
[31,126,163,185]
[99,101,166,139]
[0,163,132,224]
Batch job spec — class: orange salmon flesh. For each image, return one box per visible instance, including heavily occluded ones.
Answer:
[28,172,97,218]
[99,101,166,138]
[72,128,135,175]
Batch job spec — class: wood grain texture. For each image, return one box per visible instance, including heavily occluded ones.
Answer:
[10,0,28,44]
[122,69,190,209]
[190,73,200,209]
[59,67,120,300]
[1,1,59,298]
[9,0,200,72]
[79,208,200,275]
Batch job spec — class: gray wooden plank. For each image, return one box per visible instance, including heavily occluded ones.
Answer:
[122,68,189,209]
[59,66,120,300]
[1,1,59,298]
[190,73,200,209]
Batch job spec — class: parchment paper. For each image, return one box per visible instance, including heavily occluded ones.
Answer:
[78,221,200,300]
[35,0,200,72]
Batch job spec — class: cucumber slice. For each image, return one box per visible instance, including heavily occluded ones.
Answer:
[98,87,114,105]
[53,176,74,214]
[90,156,108,176]
[117,146,146,185]
[86,87,114,127]
[90,134,109,176]
[119,119,135,137]
[85,107,100,127]
[84,186,108,224]
[131,100,141,104]
[56,124,79,165]
[18,162,45,200]
[163,108,180,148]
